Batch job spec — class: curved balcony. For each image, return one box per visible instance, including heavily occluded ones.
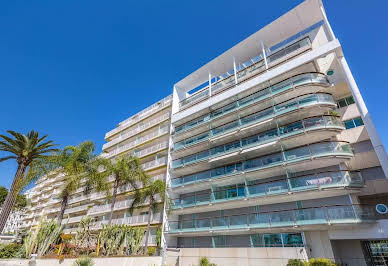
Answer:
[175,72,329,138]
[178,38,313,111]
[168,204,376,235]
[171,171,363,214]
[172,115,344,171]
[170,141,353,192]
[174,93,336,153]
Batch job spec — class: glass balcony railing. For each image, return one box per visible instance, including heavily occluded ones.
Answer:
[172,115,343,168]
[175,72,328,135]
[174,92,335,151]
[170,141,353,187]
[179,38,312,110]
[172,171,363,209]
[168,204,375,233]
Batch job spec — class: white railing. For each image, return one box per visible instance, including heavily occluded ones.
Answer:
[105,126,169,158]
[134,141,168,159]
[62,215,83,224]
[105,95,172,139]
[64,204,89,214]
[103,112,170,150]
[142,156,168,171]
[91,213,161,229]
[46,207,61,214]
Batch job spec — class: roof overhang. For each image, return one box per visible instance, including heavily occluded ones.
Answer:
[174,0,325,92]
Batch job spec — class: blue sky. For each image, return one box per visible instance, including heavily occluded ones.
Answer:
[0,0,387,188]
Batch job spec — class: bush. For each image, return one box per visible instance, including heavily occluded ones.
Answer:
[199,257,216,266]
[73,256,94,266]
[0,243,23,259]
[307,258,337,266]
[147,246,156,256]
[287,259,306,266]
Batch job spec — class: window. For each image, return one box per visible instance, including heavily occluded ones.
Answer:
[337,96,355,108]
[344,117,364,129]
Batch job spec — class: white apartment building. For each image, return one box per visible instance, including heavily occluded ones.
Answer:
[164,1,388,265]
[20,0,388,265]
[22,95,172,246]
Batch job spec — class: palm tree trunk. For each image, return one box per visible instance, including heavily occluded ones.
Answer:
[0,163,26,233]
[108,179,119,225]
[143,204,153,255]
[57,194,68,224]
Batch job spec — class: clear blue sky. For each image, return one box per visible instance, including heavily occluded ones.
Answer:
[0,0,387,188]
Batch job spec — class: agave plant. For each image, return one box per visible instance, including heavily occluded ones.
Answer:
[24,219,63,258]
[73,256,94,266]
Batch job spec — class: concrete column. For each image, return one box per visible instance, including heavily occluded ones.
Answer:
[337,56,388,178]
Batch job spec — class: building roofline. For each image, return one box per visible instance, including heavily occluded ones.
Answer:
[174,0,325,92]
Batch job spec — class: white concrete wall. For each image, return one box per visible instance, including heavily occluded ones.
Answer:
[0,257,162,266]
[166,247,308,266]
[304,231,335,260]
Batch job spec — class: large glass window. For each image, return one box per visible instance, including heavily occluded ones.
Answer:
[344,117,364,129]
[337,95,355,108]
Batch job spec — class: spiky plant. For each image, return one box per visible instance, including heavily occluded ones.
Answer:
[73,256,94,266]
[129,179,166,254]
[0,130,58,233]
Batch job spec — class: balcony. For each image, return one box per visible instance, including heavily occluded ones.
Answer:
[170,141,353,191]
[174,93,336,152]
[168,204,375,235]
[106,95,172,139]
[172,115,344,170]
[91,213,162,229]
[64,204,90,215]
[104,126,169,159]
[175,72,329,138]
[178,37,312,111]
[171,171,363,213]
[62,215,83,225]
[142,156,168,171]
[103,112,170,150]
[134,141,169,159]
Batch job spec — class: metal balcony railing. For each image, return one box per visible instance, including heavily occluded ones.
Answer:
[103,112,170,150]
[179,37,312,110]
[168,204,376,233]
[173,115,344,167]
[106,95,172,139]
[105,126,169,158]
[172,171,363,209]
[171,141,353,187]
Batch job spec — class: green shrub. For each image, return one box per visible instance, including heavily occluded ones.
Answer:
[307,258,337,266]
[73,256,94,266]
[0,243,23,259]
[199,256,216,266]
[147,246,156,256]
[287,259,306,266]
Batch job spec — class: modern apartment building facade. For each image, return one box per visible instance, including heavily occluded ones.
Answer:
[21,95,172,246]
[164,1,388,265]
[18,0,388,265]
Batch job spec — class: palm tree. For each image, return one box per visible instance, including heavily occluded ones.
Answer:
[129,178,166,254]
[0,130,58,233]
[52,141,96,224]
[87,155,146,225]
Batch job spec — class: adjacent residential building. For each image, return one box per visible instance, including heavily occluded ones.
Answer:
[21,95,172,246]
[164,0,388,265]
[19,0,388,265]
